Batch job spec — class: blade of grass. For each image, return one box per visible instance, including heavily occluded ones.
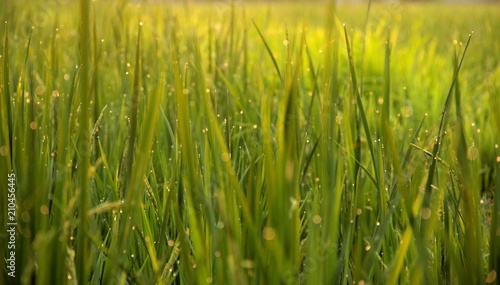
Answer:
[76,0,92,284]
[343,24,380,190]
[452,34,482,285]
[386,228,413,285]
[1,22,12,170]
[252,20,282,82]
[421,32,472,235]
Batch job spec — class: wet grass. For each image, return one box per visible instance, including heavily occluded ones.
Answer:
[1,0,500,284]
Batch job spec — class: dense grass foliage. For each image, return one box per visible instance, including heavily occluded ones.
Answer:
[1,0,500,284]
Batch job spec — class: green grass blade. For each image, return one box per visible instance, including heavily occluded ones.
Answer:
[76,0,92,284]
[343,24,380,190]
[421,32,473,233]
[252,20,282,82]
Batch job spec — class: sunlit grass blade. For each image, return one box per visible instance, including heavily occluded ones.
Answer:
[252,20,282,82]
[343,24,380,190]
[123,22,142,195]
[386,228,413,285]
[452,33,482,284]
[382,31,391,127]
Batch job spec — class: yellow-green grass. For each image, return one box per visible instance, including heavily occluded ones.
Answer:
[1,0,499,284]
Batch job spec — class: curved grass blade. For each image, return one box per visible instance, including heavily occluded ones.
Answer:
[421,32,473,230]
[252,20,282,82]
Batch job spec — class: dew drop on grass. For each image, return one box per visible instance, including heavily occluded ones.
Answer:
[312,215,322,224]
[216,221,224,229]
[467,145,479,160]
[0,146,7,156]
[40,205,49,215]
[421,208,432,220]
[486,270,497,283]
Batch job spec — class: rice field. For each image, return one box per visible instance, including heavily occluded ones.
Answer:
[1,0,500,284]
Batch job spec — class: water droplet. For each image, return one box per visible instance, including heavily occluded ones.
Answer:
[221,152,231,162]
[467,146,478,160]
[262,227,276,241]
[312,215,322,224]
[421,208,432,220]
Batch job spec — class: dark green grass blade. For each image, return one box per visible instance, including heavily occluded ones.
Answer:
[382,31,391,126]
[76,0,92,284]
[489,85,500,279]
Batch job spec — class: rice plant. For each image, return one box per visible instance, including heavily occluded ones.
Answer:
[1,0,499,284]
